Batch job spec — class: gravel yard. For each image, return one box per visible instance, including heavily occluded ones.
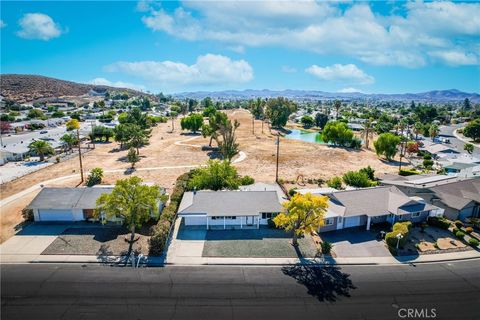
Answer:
[41,226,151,256]
[202,228,318,258]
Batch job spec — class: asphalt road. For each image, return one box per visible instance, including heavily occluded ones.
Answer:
[2,261,480,320]
[439,123,479,156]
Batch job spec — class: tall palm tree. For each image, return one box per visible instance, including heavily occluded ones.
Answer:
[413,122,423,140]
[28,140,54,161]
[360,118,374,149]
[333,100,342,120]
[429,124,439,141]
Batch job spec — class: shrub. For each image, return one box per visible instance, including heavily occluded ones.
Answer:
[399,169,420,176]
[288,188,297,197]
[349,137,362,149]
[465,227,473,234]
[423,159,434,169]
[385,222,411,248]
[468,238,479,247]
[342,171,372,188]
[452,227,459,234]
[320,241,333,255]
[326,176,343,189]
[267,218,276,229]
[239,175,255,186]
[22,208,34,221]
[86,167,103,187]
[454,220,463,228]
[455,231,465,239]
[148,219,171,256]
[359,166,375,180]
[427,217,451,230]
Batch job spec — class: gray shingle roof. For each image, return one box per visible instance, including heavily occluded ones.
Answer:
[27,187,113,210]
[429,179,480,210]
[178,190,283,216]
[327,186,434,217]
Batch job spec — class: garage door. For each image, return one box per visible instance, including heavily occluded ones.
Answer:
[38,209,74,221]
[343,216,361,228]
[183,216,207,226]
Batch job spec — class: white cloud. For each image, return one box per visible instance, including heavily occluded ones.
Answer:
[227,45,245,54]
[17,13,64,40]
[89,78,146,91]
[0,20,6,28]
[281,65,297,73]
[305,64,374,84]
[428,50,478,66]
[338,87,363,93]
[141,1,480,67]
[104,54,253,88]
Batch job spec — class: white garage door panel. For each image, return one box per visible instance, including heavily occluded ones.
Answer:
[184,216,207,226]
[343,216,361,228]
[39,209,74,221]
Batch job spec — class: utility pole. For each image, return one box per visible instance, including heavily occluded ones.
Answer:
[275,134,280,182]
[76,128,84,183]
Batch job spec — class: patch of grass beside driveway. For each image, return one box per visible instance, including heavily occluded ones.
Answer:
[201,228,318,258]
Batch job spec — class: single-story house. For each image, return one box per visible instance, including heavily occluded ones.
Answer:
[27,186,165,222]
[319,186,443,232]
[177,190,283,229]
[423,143,459,158]
[27,187,115,222]
[380,174,480,221]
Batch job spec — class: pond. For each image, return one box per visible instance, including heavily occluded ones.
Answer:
[284,129,327,144]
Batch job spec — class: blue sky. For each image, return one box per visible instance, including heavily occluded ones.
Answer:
[1,1,479,94]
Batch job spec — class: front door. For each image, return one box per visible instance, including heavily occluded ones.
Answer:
[246,216,254,226]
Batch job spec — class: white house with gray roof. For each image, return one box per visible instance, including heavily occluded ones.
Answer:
[177,190,283,229]
[319,186,443,232]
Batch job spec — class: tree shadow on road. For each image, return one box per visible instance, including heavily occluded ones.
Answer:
[281,263,356,302]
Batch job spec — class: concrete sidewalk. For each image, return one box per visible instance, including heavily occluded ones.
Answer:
[2,248,479,266]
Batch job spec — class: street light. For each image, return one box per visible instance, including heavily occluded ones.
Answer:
[396,233,404,250]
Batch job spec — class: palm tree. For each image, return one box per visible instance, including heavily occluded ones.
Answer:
[28,140,54,161]
[333,100,342,120]
[360,118,374,149]
[429,124,439,141]
[413,122,423,140]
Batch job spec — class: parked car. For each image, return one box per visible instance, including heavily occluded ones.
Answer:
[39,130,48,134]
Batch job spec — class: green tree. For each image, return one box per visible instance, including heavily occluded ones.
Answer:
[217,119,240,162]
[342,171,372,188]
[265,97,297,128]
[429,124,439,140]
[273,193,328,246]
[249,98,265,120]
[86,167,103,187]
[413,122,423,140]
[114,124,132,149]
[28,140,54,161]
[463,119,480,142]
[333,100,342,120]
[180,113,204,133]
[27,109,45,119]
[374,133,401,161]
[322,121,354,146]
[202,105,217,118]
[464,143,474,154]
[314,113,329,129]
[127,147,140,168]
[60,133,78,154]
[201,111,228,146]
[188,160,241,191]
[301,115,314,128]
[128,124,151,154]
[95,176,161,257]
[360,118,374,149]
[463,98,472,111]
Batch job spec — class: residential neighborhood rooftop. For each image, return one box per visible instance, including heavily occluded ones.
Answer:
[27,187,114,210]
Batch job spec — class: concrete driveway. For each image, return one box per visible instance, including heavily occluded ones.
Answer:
[321,229,391,258]
[0,224,68,261]
[166,219,206,264]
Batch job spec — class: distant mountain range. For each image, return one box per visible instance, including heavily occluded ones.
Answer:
[0,74,149,104]
[174,89,480,102]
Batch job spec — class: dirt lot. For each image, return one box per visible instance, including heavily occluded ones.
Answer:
[1,109,400,243]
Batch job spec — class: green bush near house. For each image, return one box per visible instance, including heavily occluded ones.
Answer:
[468,238,479,247]
[267,218,277,229]
[320,241,333,255]
[399,169,420,176]
[385,222,411,248]
[427,217,451,230]
[455,231,465,239]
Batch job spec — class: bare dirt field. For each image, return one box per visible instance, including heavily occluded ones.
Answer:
[0,109,400,243]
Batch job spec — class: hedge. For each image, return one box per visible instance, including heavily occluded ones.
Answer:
[399,169,420,176]
[427,217,451,230]
[468,238,479,247]
[148,170,194,256]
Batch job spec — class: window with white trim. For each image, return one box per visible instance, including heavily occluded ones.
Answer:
[324,218,335,226]
[412,212,421,218]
